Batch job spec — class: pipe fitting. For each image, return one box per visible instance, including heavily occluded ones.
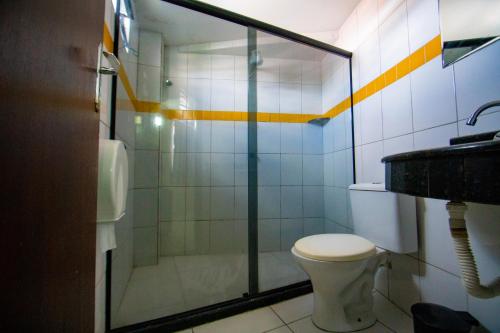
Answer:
[446,202,500,299]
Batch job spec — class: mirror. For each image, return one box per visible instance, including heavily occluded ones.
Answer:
[439,0,500,67]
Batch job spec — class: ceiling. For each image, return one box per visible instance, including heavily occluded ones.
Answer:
[198,0,360,35]
[133,0,358,59]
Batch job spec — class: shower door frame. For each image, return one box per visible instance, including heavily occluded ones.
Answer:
[107,1,353,332]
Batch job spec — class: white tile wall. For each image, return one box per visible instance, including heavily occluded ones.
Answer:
[411,58,457,131]
[187,153,211,186]
[187,79,211,110]
[280,60,302,83]
[187,120,211,152]
[381,76,413,139]
[281,123,302,154]
[211,55,235,80]
[301,84,322,114]
[160,120,187,152]
[358,31,381,87]
[413,123,458,150]
[361,141,384,183]
[379,2,409,72]
[281,155,302,186]
[360,93,383,144]
[336,1,500,329]
[406,0,440,52]
[138,65,161,102]
[187,54,211,79]
[139,31,162,67]
[211,80,235,111]
[257,82,280,113]
[419,262,468,311]
[211,121,235,153]
[279,83,301,114]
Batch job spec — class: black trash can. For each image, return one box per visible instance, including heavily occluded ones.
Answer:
[411,303,479,333]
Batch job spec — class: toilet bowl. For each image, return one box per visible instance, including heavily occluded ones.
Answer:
[292,183,417,332]
[292,234,387,332]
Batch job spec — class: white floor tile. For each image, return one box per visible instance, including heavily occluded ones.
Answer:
[388,254,421,315]
[267,326,293,333]
[288,317,391,333]
[271,294,313,324]
[193,307,284,333]
[373,291,413,333]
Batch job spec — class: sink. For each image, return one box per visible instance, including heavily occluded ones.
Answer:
[449,130,499,145]
[382,131,500,205]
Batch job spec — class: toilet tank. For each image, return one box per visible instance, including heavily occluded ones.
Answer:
[348,183,417,253]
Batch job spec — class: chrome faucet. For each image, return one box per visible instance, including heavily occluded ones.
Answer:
[466,100,500,126]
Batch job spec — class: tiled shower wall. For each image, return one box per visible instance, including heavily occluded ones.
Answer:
[332,0,500,330]
[134,41,352,265]
[132,30,163,267]
[131,46,337,260]
[321,55,354,234]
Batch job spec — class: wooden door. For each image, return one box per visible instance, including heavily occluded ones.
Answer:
[0,0,104,331]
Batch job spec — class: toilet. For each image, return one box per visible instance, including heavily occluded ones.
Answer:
[292,183,417,332]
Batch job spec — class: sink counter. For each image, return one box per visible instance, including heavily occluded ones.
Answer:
[382,139,500,205]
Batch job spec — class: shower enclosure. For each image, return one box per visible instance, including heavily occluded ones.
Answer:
[109,0,353,331]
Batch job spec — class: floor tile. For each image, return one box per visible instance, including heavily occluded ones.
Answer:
[174,329,193,333]
[288,316,392,333]
[193,307,284,333]
[259,252,307,291]
[373,291,413,333]
[266,326,293,333]
[271,294,313,324]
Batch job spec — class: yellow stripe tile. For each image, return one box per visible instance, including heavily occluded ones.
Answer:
[425,35,442,62]
[396,57,410,79]
[409,46,425,71]
[103,25,114,52]
[109,22,441,125]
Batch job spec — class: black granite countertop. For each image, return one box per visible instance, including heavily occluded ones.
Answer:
[382,137,500,205]
[382,139,500,163]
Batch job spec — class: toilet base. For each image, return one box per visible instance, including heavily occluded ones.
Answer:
[311,291,376,332]
[292,247,387,332]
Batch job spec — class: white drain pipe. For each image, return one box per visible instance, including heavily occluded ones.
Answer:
[446,202,500,299]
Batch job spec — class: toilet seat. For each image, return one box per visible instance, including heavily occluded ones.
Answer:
[293,234,376,262]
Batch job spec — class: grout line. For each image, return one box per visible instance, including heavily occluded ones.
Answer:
[377,319,397,333]
[268,306,287,326]
[375,289,413,320]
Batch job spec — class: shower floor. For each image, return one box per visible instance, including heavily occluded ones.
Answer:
[113,251,308,328]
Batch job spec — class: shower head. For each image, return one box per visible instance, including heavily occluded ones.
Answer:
[250,50,264,66]
[164,79,173,87]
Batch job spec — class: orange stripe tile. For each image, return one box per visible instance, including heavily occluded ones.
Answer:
[111,23,441,125]
[424,35,442,62]
[409,46,425,71]
[396,57,410,79]
[103,25,114,52]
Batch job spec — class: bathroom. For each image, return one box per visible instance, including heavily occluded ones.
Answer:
[1,0,499,332]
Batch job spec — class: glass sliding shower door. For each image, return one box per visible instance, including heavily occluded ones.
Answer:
[109,0,353,330]
[111,0,249,327]
[254,31,353,292]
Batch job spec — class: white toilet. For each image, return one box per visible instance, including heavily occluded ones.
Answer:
[292,183,417,332]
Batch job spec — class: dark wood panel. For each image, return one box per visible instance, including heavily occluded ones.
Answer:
[0,0,104,331]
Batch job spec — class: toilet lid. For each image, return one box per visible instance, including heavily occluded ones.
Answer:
[293,234,376,262]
